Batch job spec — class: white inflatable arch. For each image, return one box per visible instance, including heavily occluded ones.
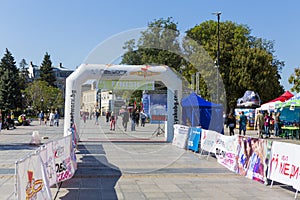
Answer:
[64,64,182,142]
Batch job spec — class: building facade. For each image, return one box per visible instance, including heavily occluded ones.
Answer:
[28,62,74,97]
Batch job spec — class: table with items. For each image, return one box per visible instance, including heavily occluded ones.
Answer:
[280,126,299,139]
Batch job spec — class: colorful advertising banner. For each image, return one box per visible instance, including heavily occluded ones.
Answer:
[53,136,76,183]
[235,136,269,184]
[172,125,190,149]
[187,127,201,152]
[17,152,52,200]
[215,135,239,172]
[142,94,150,117]
[98,80,154,90]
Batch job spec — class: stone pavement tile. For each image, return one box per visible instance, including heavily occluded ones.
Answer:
[119,184,140,192]
[80,178,100,188]
[143,191,168,199]
[79,188,101,199]
[138,184,161,192]
[166,192,191,199]
[121,192,147,200]
[100,188,119,199]
[156,184,181,192]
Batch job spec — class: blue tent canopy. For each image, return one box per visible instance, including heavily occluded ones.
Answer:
[181,92,223,133]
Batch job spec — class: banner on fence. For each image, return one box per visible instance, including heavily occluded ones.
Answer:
[187,127,201,152]
[40,142,56,186]
[172,125,189,149]
[17,151,52,200]
[235,136,269,184]
[53,135,76,183]
[200,129,220,154]
[215,135,239,172]
[267,141,300,190]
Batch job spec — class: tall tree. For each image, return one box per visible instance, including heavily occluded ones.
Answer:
[0,49,21,113]
[121,17,186,100]
[19,58,29,91]
[40,52,56,87]
[288,68,300,92]
[185,20,284,111]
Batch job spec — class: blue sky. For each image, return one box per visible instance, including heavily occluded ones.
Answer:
[0,0,299,90]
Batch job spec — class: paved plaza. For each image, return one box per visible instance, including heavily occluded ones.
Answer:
[0,117,299,199]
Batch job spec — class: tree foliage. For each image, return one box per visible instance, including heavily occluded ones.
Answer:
[186,20,284,111]
[288,68,300,93]
[19,58,29,91]
[121,17,186,100]
[23,80,64,113]
[122,18,284,111]
[40,52,56,87]
[0,49,21,114]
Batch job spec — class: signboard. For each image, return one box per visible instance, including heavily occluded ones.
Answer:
[172,125,189,149]
[98,80,154,90]
[187,127,201,152]
[149,93,167,124]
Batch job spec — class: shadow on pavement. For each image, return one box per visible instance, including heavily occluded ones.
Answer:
[0,144,38,151]
[54,143,121,200]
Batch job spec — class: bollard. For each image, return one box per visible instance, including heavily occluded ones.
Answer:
[30,131,41,145]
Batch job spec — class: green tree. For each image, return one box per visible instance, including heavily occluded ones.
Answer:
[185,20,284,111]
[40,52,56,87]
[121,17,186,100]
[0,49,21,114]
[19,58,29,91]
[23,80,64,113]
[288,68,300,92]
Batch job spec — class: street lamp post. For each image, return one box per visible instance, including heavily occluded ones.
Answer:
[41,97,44,112]
[212,12,221,104]
[21,94,25,113]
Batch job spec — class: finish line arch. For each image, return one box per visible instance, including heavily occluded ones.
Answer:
[64,64,182,142]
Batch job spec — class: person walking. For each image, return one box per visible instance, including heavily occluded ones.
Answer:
[49,111,55,126]
[54,111,60,127]
[255,110,264,138]
[122,109,129,131]
[140,110,147,127]
[38,111,44,125]
[239,111,247,136]
[130,110,136,131]
[135,110,140,127]
[274,112,281,137]
[95,109,100,125]
[106,111,111,123]
[264,112,273,138]
[226,113,236,136]
[110,112,116,131]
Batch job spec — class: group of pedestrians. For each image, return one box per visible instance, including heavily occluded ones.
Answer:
[81,108,149,132]
[120,108,148,132]
[255,110,281,138]
[226,111,247,136]
[226,110,282,138]
[38,110,60,126]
